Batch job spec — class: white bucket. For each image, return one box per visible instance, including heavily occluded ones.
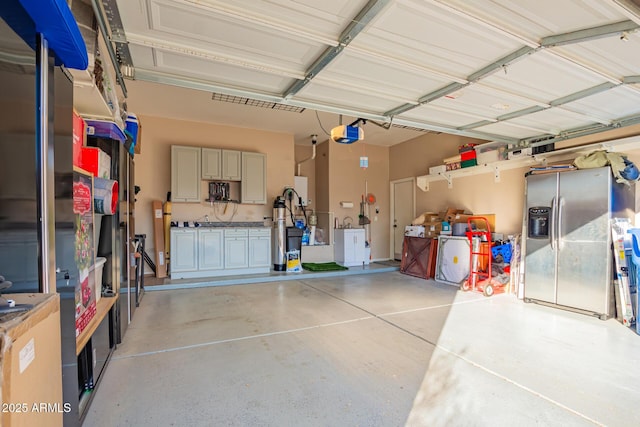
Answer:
[90,256,106,302]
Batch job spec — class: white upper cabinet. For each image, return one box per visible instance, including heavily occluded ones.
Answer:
[241,152,267,205]
[202,148,222,180]
[171,145,201,202]
[222,150,242,181]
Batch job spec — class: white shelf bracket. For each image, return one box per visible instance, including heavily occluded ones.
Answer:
[442,173,453,189]
[494,166,501,183]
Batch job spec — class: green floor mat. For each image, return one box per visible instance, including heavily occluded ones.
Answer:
[301,262,348,272]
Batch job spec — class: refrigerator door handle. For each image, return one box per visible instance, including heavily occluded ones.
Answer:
[558,197,565,250]
[550,196,557,250]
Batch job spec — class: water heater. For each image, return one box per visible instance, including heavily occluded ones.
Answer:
[294,176,308,206]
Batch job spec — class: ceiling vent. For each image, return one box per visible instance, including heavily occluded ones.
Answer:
[391,124,436,133]
[211,93,305,113]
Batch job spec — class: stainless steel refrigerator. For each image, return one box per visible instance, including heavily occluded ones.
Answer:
[523,166,634,319]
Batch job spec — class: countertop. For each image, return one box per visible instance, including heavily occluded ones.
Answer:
[171,221,268,228]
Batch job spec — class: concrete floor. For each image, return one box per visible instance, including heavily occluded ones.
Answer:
[84,271,640,426]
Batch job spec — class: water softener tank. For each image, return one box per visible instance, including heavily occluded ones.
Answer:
[273,197,287,271]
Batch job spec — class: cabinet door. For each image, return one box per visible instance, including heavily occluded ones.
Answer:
[224,238,248,269]
[170,229,198,272]
[202,148,222,180]
[199,229,224,270]
[241,152,267,204]
[344,230,356,264]
[171,146,201,202]
[353,230,366,264]
[222,150,242,181]
[249,236,271,267]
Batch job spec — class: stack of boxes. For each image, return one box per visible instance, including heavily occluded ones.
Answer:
[405,208,496,240]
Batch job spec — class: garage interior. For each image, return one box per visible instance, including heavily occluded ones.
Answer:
[2,0,640,425]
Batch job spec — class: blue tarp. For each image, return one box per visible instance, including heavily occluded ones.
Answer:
[1,0,88,70]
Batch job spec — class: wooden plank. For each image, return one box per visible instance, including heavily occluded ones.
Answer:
[152,200,168,278]
[76,296,117,355]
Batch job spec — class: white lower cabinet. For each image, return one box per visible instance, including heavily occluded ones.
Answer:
[249,229,271,267]
[170,228,198,273]
[224,229,249,269]
[199,229,224,271]
[334,228,366,267]
[171,227,270,279]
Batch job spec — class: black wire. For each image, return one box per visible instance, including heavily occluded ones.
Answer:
[315,110,331,136]
[281,187,308,226]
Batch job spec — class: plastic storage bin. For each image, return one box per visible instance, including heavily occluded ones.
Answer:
[491,243,512,263]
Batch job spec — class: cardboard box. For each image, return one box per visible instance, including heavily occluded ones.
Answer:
[405,225,425,237]
[507,146,533,160]
[1,293,63,427]
[461,159,477,168]
[429,165,447,175]
[451,213,475,224]
[423,221,442,234]
[446,162,461,171]
[442,208,466,223]
[443,154,461,164]
[78,147,111,179]
[451,214,496,232]
[412,212,442,225]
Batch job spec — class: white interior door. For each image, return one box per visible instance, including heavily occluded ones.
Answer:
[391,178,415,260]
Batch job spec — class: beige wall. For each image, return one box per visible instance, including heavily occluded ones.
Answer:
[329,142,390,260]
[390,133,485,181]
[315,140,330,212]
[135,115,295,255]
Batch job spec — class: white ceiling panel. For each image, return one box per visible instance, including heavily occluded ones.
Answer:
[481,50,610,102]
[351,0,523,80]
[143,1,325,74]
[551,30,640,79]
[399,104,484,128]
[153,50,296,94]
[473,121,549,139]
[193,0,372,41]
[562,86,640,120]
[506,107,595,134]
[314,50,450,103]
[126,44,156,70]
[429,85,541,120]
[441,0,628,42]
[296,81,404,114]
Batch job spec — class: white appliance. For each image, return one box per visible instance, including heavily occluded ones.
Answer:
[523,167,634,318]
[435,236,470,285]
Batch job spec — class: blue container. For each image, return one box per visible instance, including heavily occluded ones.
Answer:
[626,229,640,335]
[491,243,512,264]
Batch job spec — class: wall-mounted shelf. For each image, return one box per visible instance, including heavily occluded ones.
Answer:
[417,157,538,191]
[416,134,640,192]
[70,68,114,120]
